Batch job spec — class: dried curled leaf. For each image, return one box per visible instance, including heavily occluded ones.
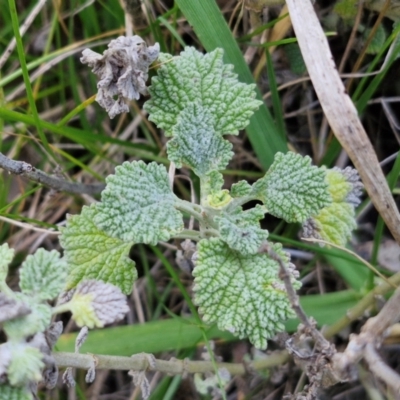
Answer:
[68,280,129,328]
[81,36,160,119]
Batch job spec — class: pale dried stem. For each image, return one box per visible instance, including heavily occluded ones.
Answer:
[363,343,400,393]
[285,0,400,244]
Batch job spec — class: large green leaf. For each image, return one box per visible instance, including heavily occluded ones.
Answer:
[175,0,288,168]
[60,204,137,295]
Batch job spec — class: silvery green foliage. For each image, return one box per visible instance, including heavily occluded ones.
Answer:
[0,245,129,397]
[144,47,262,135]
[252,152,331,223]
[19,249,68,301]
[230,180,252,198]
[192,238,298,350]
[81,36,160,119]
[95,161,183,244]
[167,103,233,177]
[60,45,362,350]
[60,204,137,294]
[215,205,268,255]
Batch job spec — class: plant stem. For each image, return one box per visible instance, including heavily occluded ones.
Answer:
[53,350,289,375]
[174,198,204,221]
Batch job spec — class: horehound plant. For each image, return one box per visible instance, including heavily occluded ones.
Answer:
[0,37,362,399]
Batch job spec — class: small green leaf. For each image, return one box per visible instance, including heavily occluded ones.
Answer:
[216,205,268,255]
[206,190,232,209]
[334,0,358,20]
[167,103,233,176]
[193,238,296,349]
[0,244,14,284]
[3,300,51,340]
[0,384,32,400]
[19,249,67,301]
[144,47,262,135]
[60,204,137,295]
[230,180,252,198]
[252,152,331,223]
[7,343,44,387]
[364,25,387,55]
[95,161,184,244]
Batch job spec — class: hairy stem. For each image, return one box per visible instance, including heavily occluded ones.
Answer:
[53,350,289,375]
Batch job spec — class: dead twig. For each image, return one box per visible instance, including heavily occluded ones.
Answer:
[0,152,104,195]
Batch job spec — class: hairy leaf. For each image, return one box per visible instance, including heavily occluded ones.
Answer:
[167,103,233,176]
[19,249,68,301]
[3,300,51,340]
[301,167,362,246]
[60,205,137,295]
[252,152,331,223]
[230,180,252,198]
[193,238,296,349]
[95,161,183,244]
[303,203,356,246]
[216,205,268,255]
[7,343,43,387]
[144,47,262,136]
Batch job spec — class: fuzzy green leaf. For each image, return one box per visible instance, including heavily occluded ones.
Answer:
[0,384,32,400]
[252,152,331,223]
[230,180,252,198]
[301,168,362,246]
[144,47,262,136]
[95,161,184,244]
[60,205,137,295]
[167,103,233,176]
[193,238,296,349]
[3,300,51,340]
[216,205,268,255]
[303,203,356,246]
[7,343,44,387]
[19,249,67,301]
[0,243,14,284]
